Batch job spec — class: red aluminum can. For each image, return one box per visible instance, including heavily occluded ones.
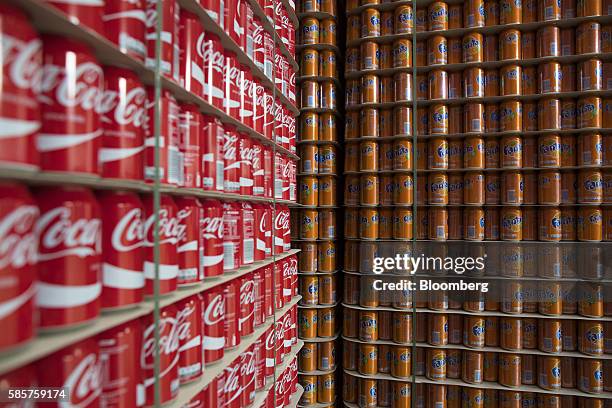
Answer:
[175,295,203,384]
[104,0,146,62]
[202,286,225,363]
[145,89,180,185]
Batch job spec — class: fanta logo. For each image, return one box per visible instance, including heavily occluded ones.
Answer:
[584,178,603,190]
[504,32,519,43]
[540,141,560,153]
[551,217,561,228]
[502,216,522,227]
[431,357,446,368]
[506,69,518,79]
[551,366,560,378]
[399,12,413,22]
[472,324,484,336]
[438,43,447,53]
[437,145,448,157]
[464,38,480,49]
[589,213,602,223]
[370,15,380,26]
[361,319,377,328]
[303,23,318,33]
[503,143,521,155]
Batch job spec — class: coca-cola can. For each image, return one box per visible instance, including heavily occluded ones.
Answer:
[289,255,298,297]
[141,304,180,406]
[275,320,285,363]
[175,196,203,285]
[224,279,241,349]
[0,182,37,351]
[145,89,180,185]
[176,295,203,384]
[223,202,243,271]
[100,67,146,181]
[201,0,222,26]
[289,160,297,202]
[179,11,205,97]
[200,199,224,277]
[145,0,178,81]
[254,334,267,389]
[241,202,255,265]
[252,17,265,73]
[274,260,284,310]
[224,52,241,120]
[274,153,285,200]
[240,65,254,130]
[240,344,257,406]
[142,194,178,295]
[202,115,224,191]
[223,356,243,408]
[37,340,101,406]
[45,0,104,33]
[264,146,274,198]
[263,263,274,318]
[0,5,41,169]
[103,0,146,62]
[274,204,290,255]
[98,319,143,407]
[252,80,265,135]
[263,87,274,139]
[179,105,202,188]
[253,268,265,326]
[99,190,144,310]
[253,204,270,261]
[239,273,255,336]
[39,36,103,175]
[201,32,225,110]
[245,4,255,60]
[263,30,274,81]
[252,141,265,197]
[35,186,101,329]
[239,133,254,196]
[282,257,292,304]
[223,125,240,194]
[282,309,293,355]
[235,0,247,52]
[264,324,276,377]
[201,288,225,363]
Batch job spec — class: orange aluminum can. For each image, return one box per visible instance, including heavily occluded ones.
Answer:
[380,140,394,170]
[465,0,485,27]
[380,175,394,205]
[318,113,336,140]
[319,18,336,45]
[539,0,562,20]
[448,207,462,239]
[359,310,378,341]
[577,22,601,54]
[485,139,500,168]
[301,275,319,305]
[299,342,317,372]
[521,32,536,59]
[485,207,500,240]
[301,81,319,108]
[462,351,484,384]
[345,47,360,72]
[344,274,359,304]
[464,136,485,168]
[579,320,604,355]
[538,171,561,205]
[449,105,463,134]
[360,175,379,206]
[463,32,483,63]
[395,174,414,205]
[298,242,318,273]
[578,97,602,128]
[523,136,538,167]
[360,108,378,138]
[359,378,377,407]
[560,134,576,166]
[500,101,522,132]
[499,0,521,23]
[417,74,429,100]
[429,105,449,135]
[501,136,522,168]
[499,353,522,387]
[299,309,318,339]
[448,314,463,344]
[579,59,603,91]
[523,206,538,238]
[394,39,412,68]
[392,346,412,378]
[464,67,485,98]
[317,307,335,337]
[319,209,336,240]
[380,76,393,105]
[393,208,413,240]
[317,372,335,403]
[483,352,498,381]
[448,38,462,65]
[538,26,560,58]
[578,133,603,166]
[539,61,562,93]
[538,98,561,130]
[538,319,563,353]
[429,172,449,205]
[301,48,319,76]
[394,72,412,102]
[499,29,521,60]
[464,207,485,240]
[302,18,320,45]
[501,171,523,204]
[347,15,360,41]
[464,316,485,348]
[362,8,381,37]
[429,70,448,100]
[394,139,413,170]
[393,382,411,408]
[449,4,462,28]
[538,356,562,390]
[359,140,378,171]
[464,103,485,133]
[416,40,426,66]
[561,63,577,92]
[379,44,392,69]
[447,349,461,378]
[428,35,448,66]
[359,207,379,239]
[484,69,500,97]
[561,27,575,55]
[500,317,522,350]
[416,9,427,32]
[429,207,448,240]
[394,312,413,343]
[484,34,498,61]
[417,107,428,136]
[448,174,464,204]
[318,240,336,272]
[301,112,319,141]
[429,2,449,31]
[578,0,602,15]
[501,207,522,240]
[448,140,463,169]
[378,344,391,372]
[448,72,462,99]
[391,108,411,137]
[345,208,359,239]
[300,144,318,174]
[361,74,379,105]
[560,99,577,129]
[344,374,357,402]
[318,175,336,205]
[522,0,537,21]
[381,11,394,36]
[361,41,379,70]
[359,343,378,375]
[539,281,563,315]
[500,65,521,96]
[577,359,604,394]
[521,355,536,384]
[343,306,358,337]
[345,143,359,172]
[499,392,521,408]
[395,4,414,34]
[318,144,337,174]
[521,66,537,96]
[426,349,447,380]
[380,110,393,138]
[346,111,359,139]
[522,318,538,348]
[485,173,501,204]
[344,175,360,205]
[464,172,485,205]
[485,0,500,25]
[577,206,603,241]
[560,207,577,240]
[578,170,603,203]
[299,176,319,206]
[300,375,317,404]
[561,170,577,204]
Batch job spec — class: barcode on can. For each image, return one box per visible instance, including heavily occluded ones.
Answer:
[244,238,254,264]
[223,242,235,270]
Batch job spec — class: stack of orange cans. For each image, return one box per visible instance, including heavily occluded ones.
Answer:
[296,0,342,403]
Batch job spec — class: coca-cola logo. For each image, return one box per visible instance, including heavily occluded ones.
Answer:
[0,206,39,269]
[275,211,289,230]
[201,216,224,240]
[240,144,255,163]
[39,62,104,111]
[240,351,256,377]
[240,280,255,305]
[175,208,191,243]
[98,86,147,127]
[252,22,264,46]
[63,353,102,408]
[258,213,268,234]
[265,327,277,350]
[143,209,179,246]
[111,208,144,252]
[251,145,262,169]
[36,207,101,260]
[141,316,180,368]
[2,35,42,92]
[177,303,195,344]
[223,364,241,403]
[197,34,225,74]
[203,294,225,325]
[223,134,238,160]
